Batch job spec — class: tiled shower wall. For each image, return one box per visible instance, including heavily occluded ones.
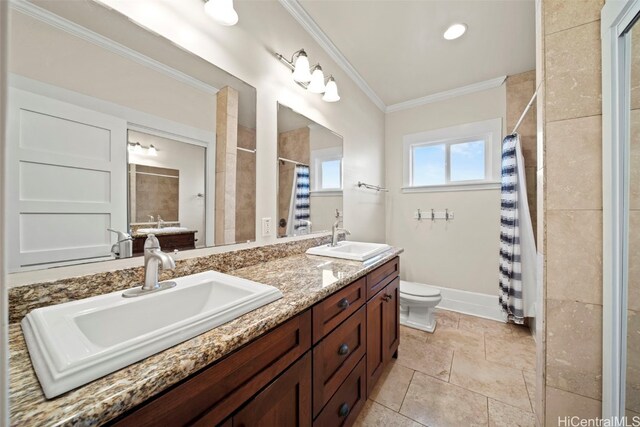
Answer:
[506,70,537,241]
[539,0,605,424]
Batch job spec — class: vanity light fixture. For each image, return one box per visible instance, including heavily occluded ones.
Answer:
[128,142,159,156]
[443,23,467,40]
[204,0,238,26]
[275,49,340,102]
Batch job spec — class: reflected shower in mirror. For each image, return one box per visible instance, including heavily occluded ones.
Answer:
[5,0,256,272]
[277,103,343,238]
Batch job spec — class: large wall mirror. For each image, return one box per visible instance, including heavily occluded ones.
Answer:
[6,0,256,272]
[276,103,343,238]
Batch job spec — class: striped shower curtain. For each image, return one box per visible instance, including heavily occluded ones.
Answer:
[286,165,310,236]
[499,134,536,324]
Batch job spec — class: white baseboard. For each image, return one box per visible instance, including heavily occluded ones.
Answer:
[430,285,505,322]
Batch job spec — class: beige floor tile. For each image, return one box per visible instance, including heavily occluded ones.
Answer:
[369,361,415,412]
[522,370,536,413]
[488,399,536,427]
[400,325,429,342]
[509,323,534,338]
[545,387,601,424]
[450,352,532,412]
[354,400,423,427]
[435,308,460,329]
[458,314,512,337]
[428,326,486,356]
[396,336,454,381]
[400,371,488,427]
[485,334,536,371]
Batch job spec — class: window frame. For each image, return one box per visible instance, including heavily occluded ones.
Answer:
[402,118,503,193]
[310,146,343,195]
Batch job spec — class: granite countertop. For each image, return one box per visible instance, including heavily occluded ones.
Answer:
[9,248,403,426]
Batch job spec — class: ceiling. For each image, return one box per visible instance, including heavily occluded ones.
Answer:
[296,0,536,107]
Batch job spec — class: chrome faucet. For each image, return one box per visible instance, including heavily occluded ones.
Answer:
[331,210,350,247]
[157,215,164,229]
[122,234,176,297]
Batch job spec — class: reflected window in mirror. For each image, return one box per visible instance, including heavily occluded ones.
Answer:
[277,104,343,238]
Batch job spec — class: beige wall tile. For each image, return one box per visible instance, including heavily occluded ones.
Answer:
[450,352,532,411]
[627,309,640,413]
[544,0,603,35]
[546,299,602,400]
[546,210,602,305]
[400,372,488,427]
[631,110,640,209]
[630,211,640,312]
[546,115,602,210]
[488,399,536,427]
[545,21,602,122]
[631,26,640,111]
[545,386,601,424]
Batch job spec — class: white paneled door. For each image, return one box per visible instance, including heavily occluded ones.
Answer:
[7,88,127,271]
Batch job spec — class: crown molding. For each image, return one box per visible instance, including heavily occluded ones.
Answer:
[9,0,219,95]
[386,76,507,113]
[278,0,386,112]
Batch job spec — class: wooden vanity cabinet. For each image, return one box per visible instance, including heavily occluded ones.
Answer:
[366,277,400,396]
[111,256,400,427]
[132,232,196,255]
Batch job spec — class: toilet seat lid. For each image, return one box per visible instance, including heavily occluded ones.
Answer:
[400,281,440,297]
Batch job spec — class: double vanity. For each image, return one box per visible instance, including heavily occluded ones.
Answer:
[9,237,402,426]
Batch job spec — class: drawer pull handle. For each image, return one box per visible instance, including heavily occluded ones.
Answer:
[338,403,350,417]
[383,293,392,302]
[338,344,350,356]
[337,298,350,310]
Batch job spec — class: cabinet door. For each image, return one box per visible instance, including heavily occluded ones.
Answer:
[366,288,386,396]
[365,277,400,396]
[383,277,400,361]
[233,352,312,427]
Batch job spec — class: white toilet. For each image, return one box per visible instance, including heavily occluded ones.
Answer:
[399,280,442,333]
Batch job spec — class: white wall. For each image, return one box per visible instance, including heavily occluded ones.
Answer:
[385,85,506,296]
[0,0,9,423]
[128,130,206,246]
[7,0,386,286]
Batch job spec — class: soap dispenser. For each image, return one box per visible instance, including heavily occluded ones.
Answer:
[108,228,133,259]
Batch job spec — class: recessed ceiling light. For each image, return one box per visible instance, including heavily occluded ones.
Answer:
[444,23,467,40]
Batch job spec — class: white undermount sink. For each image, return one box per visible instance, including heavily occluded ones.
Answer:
[136,226,189,234]
[21,271,283,398]
[306,241,391,262]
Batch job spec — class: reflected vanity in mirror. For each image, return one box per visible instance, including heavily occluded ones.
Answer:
[276,103,343,238]
[6,0,256,272]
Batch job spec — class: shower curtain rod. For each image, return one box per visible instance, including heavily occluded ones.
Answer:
[511,81,543,135]
[279,157,309,166]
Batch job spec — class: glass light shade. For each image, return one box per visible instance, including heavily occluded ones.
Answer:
[307,66,326,93]
[133,143,143,154]
[204,0,238,26]
[322,78,340,102]
[443,23,467,40]
[292,51,312,83]
[148,145,158,156]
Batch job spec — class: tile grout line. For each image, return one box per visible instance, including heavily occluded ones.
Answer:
[397,370,416,415]
[521,369,535,414]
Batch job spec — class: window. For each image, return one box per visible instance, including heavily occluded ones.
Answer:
[311,147,342,193]
[403,118,502,192]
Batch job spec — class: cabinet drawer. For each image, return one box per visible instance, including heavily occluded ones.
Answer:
[312,277,366,343]
[366,257,399,299]
[313,306,366,417]
[313,356,367,427]
[113,310,311,427]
